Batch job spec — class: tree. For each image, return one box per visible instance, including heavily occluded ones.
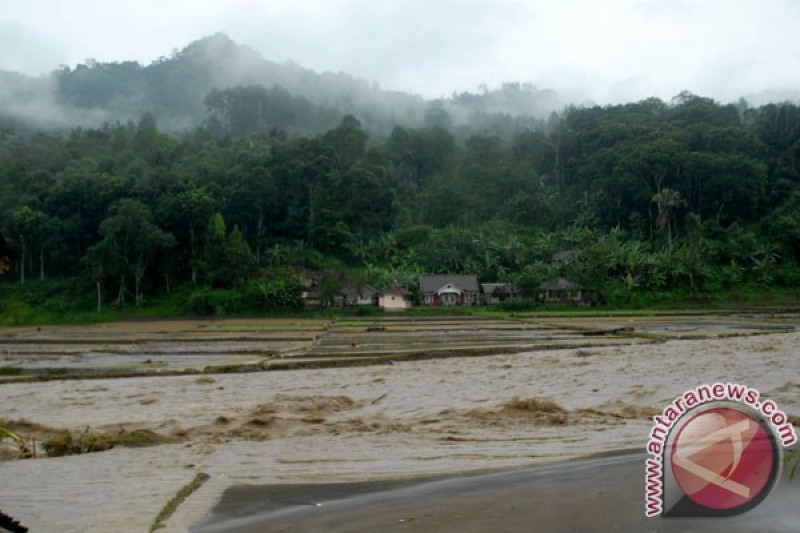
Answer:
[675,213,711,294]
[157,188,216,285]
[9,206,56,283]
[651,188,686,255]
[201,213,256,287]
[751,103,800,201]
[321,115,367,170]
[88,199,174,306]
[204,84,318,137]
[250,269,303,309]
[0,233,10,275]
[224,224,257,286]
[224,156,274,266]
[766,191,800,261]
[386,126,455,192]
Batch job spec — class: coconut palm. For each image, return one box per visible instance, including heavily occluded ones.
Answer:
[651,188,687,255]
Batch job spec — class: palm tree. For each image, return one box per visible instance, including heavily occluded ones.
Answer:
[651,188,687,255]
[265,243,287,268]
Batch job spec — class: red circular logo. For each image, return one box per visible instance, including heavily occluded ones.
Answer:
[671,407,776,510]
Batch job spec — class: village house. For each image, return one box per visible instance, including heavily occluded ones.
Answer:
[536,276,590,306]
[293,266,324,308]
[481,282,516,304]
[377,283,413,310]
[339,283,378,307]
[419,274,480,306]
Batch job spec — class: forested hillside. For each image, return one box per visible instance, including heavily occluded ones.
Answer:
[2,89,800,320]
[1,36,800,320]
[0,34,565,140]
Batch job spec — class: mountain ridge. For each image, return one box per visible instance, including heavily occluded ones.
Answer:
[2,33,794,139]
[0,33,570,137]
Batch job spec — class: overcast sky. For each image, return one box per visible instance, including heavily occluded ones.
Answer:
[2,0,799,103]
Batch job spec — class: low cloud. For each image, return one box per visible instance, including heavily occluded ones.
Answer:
[2,1,800,109]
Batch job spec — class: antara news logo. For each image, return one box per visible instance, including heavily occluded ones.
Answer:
[645,383,797,518]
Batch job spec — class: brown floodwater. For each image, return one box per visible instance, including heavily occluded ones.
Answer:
[1,317,798,532]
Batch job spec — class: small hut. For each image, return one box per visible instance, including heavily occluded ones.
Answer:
[481,282,516,304]
[377,284,413,310]
[340,283,378,307]
[536,277,589,306]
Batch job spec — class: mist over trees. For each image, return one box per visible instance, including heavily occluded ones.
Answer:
[1,35,800,317]
[0,34,572,140]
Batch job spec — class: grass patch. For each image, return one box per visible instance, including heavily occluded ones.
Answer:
[4,280,799,327]
[115,428,168,447]
[43,428,115,456]
[203,363,260,373]
[786,448,800,481]
[150,472,210,532]
[208,321,328,331]
[42,427,168,457]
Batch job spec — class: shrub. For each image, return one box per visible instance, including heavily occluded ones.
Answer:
[0,301,35,325]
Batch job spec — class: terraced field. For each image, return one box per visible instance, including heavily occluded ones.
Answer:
[0,313,796,380]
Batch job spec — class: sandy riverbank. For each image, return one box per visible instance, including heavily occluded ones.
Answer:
[1,320,798,532]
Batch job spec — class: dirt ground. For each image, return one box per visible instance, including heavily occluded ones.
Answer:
[0,316,798,532]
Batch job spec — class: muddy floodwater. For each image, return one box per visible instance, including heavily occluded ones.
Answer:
[0,314,798,532]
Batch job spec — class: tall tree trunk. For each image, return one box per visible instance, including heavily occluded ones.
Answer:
[553,137,563,190]
[308,183,316,234]
[667,218,672,257]
[165,272,171,294]
[134,255,147,307]
[117,275,125,306]
[19,237,26,285]
[39,246,45,281]
[190,225,197,285]
[96,281,102,313]
[256,211,263,266]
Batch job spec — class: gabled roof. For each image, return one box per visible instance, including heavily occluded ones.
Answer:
[419,274,479,293]
[538,277,582,291]
[379,283,412,297]
[341,283,377,299]
[482,282,514,294]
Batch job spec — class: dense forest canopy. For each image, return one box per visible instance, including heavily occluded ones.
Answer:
[1,36,800,317]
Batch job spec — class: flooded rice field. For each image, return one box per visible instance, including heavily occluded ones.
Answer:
[0,313,799,531]
[1,313,794,379]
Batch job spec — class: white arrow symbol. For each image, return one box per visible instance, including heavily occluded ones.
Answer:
[673,418,753,498]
